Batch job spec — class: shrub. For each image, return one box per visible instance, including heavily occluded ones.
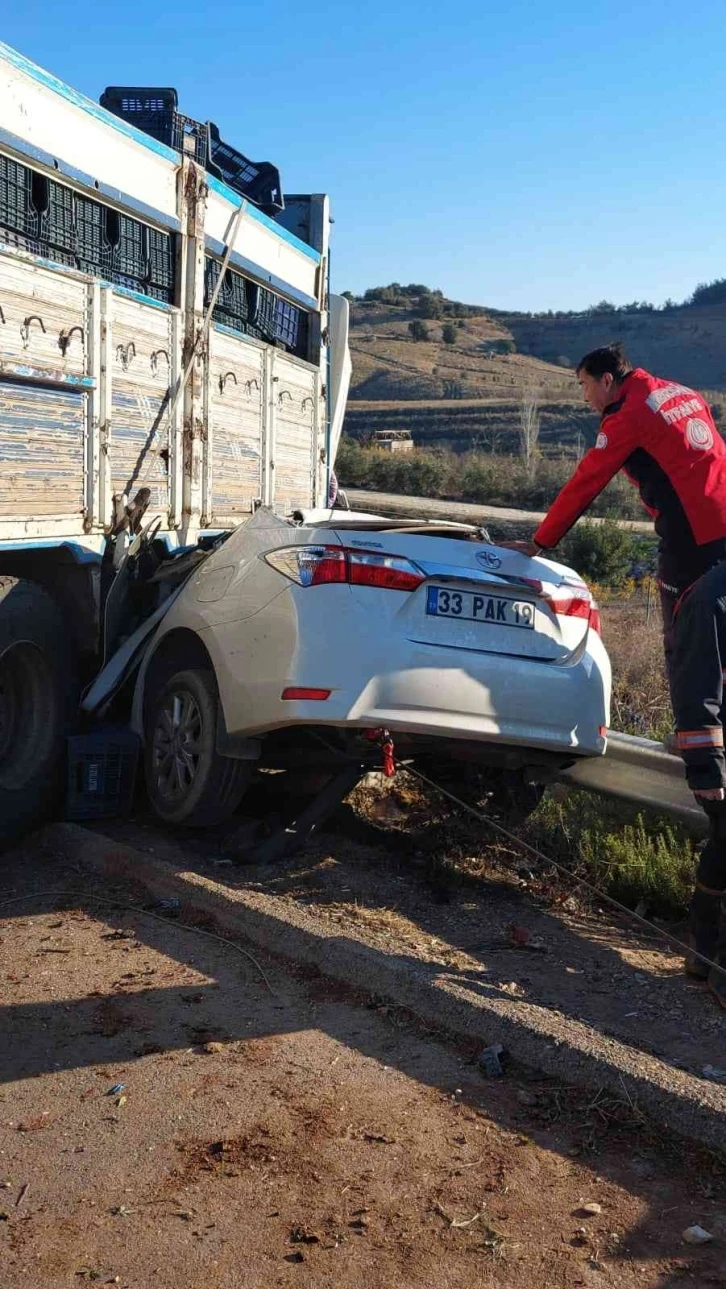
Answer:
[441,323,457,345]
[525,789,694,915]
[419,294,443,320]
[561,520,635,587]
[689,278,726,307]
[409,319,429,342]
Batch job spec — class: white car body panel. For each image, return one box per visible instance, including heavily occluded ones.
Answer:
[131,510,611,765]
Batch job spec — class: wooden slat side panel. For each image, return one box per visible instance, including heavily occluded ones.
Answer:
[0,379,85,516]
[0,253,88,376]
[272,356,316,511]
[109,295,174,510]
[208,330,264,521]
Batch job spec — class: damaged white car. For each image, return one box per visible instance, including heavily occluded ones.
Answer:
[85,507,610,829]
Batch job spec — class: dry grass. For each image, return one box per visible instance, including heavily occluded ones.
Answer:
[600,595,672,740]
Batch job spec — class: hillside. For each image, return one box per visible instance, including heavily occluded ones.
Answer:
[342,287,726,453]
[345,297,595,451]
[503,305,726,393]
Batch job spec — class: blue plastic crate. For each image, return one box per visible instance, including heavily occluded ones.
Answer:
[66,727,140,821]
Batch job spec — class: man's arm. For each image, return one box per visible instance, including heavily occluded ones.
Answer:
[533,409,641,550]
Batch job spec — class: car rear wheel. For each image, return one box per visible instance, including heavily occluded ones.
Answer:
[144,667,250,827]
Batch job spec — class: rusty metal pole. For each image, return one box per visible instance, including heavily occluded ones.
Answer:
[179,158,207,546]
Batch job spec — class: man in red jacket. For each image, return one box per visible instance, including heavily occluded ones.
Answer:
[519,343,726,678]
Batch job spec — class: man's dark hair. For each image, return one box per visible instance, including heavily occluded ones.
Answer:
[576,342,633,381]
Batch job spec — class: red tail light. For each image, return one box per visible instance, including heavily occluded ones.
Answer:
[548,592,602,636]
[264,545,425,592]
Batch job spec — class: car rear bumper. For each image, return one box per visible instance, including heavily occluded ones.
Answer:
[214,622,610,758]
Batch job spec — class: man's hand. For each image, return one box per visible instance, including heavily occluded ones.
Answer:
[499,540,541,557]
[694,787,726,801]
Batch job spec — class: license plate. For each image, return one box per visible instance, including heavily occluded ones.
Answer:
[426,585,535,629]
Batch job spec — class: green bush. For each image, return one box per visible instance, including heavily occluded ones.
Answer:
[419,295,443,320]
[336,440,647,537]
[442,323,457,345]
[561,520,635,587]
[409,319,429,342]
[525,789,694,915]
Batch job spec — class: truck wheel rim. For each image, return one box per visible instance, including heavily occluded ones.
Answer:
[151,689,204,804]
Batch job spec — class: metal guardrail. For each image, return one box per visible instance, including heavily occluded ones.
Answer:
[559,731,707,833]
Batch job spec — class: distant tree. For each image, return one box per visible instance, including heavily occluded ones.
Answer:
[500,338,516,354]
[442,323,457,345]
[518,383,541,482]
[341,291,355,301]
[689,278,726,307]
[419,294,443,319]
[557,354,573,368]
[588,300,617,314]
[409,319,430,342]
[457,319,466,329]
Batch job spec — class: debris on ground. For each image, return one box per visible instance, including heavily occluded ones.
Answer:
[478,1042,506,1077]
[682,1224,714,1244]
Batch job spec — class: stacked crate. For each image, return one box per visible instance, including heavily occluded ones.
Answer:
[0,153,175,302]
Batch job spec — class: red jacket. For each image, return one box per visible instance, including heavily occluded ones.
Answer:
[534,368,726,587]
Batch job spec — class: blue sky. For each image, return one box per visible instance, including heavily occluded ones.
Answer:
[4,1,725,311]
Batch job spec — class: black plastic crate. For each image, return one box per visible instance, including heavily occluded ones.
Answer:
[251,284,276,339]
[0,223,40,256]
[101,86,208,165]
[207,123,283,214]
[113,212,148,280]
[204,255,221,304]
[274,297,301,350]
[224,268,249,321]
[66,727,140,821]
[146,282,174,304]
[36,178,76,252]
[76,193,114,272]
[206,258,250,327]
[42,245,77,269]
[170,112,208,165]
[148,226,174,293]
[108,269,147,294]
[0,154,32,236]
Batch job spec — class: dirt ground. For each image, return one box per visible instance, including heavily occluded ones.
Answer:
[2,833,726,1289]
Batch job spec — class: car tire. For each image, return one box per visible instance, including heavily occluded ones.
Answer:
[0,577,76,847]
[144,666,250,827]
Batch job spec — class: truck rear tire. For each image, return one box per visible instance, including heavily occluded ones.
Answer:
[0,577,76,846]
[144,667,250,827]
